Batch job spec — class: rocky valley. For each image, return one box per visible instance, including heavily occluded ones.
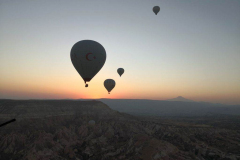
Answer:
[0,100,240,160]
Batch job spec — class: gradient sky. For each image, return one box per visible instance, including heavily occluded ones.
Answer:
[0,0,240,104]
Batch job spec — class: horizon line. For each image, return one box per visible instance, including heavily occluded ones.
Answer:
[0,98,238,105]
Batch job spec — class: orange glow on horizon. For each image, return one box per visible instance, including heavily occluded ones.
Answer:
[0,70,239,105]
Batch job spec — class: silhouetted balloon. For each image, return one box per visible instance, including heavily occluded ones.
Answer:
[71,40,106,87]
[104,79,115,94]
[153,6,160,15]
[117,68,124,77]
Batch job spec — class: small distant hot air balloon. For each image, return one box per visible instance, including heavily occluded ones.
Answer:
[117,68,124,77]
[153,6,160,15]
[104,79,115,94]
[71,40,106,87]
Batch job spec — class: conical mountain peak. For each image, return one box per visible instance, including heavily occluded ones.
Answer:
[167,96,194,102]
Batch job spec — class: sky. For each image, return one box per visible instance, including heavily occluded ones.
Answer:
[0,0,240,105]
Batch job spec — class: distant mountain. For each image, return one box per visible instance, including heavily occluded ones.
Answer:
[99,99,240,117]
[167,96,194,102]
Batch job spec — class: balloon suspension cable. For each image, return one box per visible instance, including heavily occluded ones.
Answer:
[0,119,16,128]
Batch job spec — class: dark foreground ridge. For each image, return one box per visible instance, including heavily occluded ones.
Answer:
[0,99,240,160]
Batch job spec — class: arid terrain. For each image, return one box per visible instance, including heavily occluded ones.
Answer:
[0,100,240,160]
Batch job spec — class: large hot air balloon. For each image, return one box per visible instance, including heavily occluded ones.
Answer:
[104,79,115,94]
[153,6,160,15]
[71,40,106,87]
[117,68,124,77]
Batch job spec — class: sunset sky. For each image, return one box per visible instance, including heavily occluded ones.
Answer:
[0,0,240,104]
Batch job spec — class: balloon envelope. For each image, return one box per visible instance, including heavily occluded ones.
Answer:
[153,6,160,15]
[117,68,124,77]
[104,79,115,94]
[71,40,106,86]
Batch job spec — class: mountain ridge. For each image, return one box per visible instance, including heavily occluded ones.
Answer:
[166,96,195,102]
[98,99,240,117]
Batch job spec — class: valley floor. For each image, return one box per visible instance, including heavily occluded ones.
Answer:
[0,100,240,160]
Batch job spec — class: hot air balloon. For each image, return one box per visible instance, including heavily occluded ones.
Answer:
[117,68,124,77]
[104,79,115,94]
[153,6,160,15]
[71,40,106,87]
